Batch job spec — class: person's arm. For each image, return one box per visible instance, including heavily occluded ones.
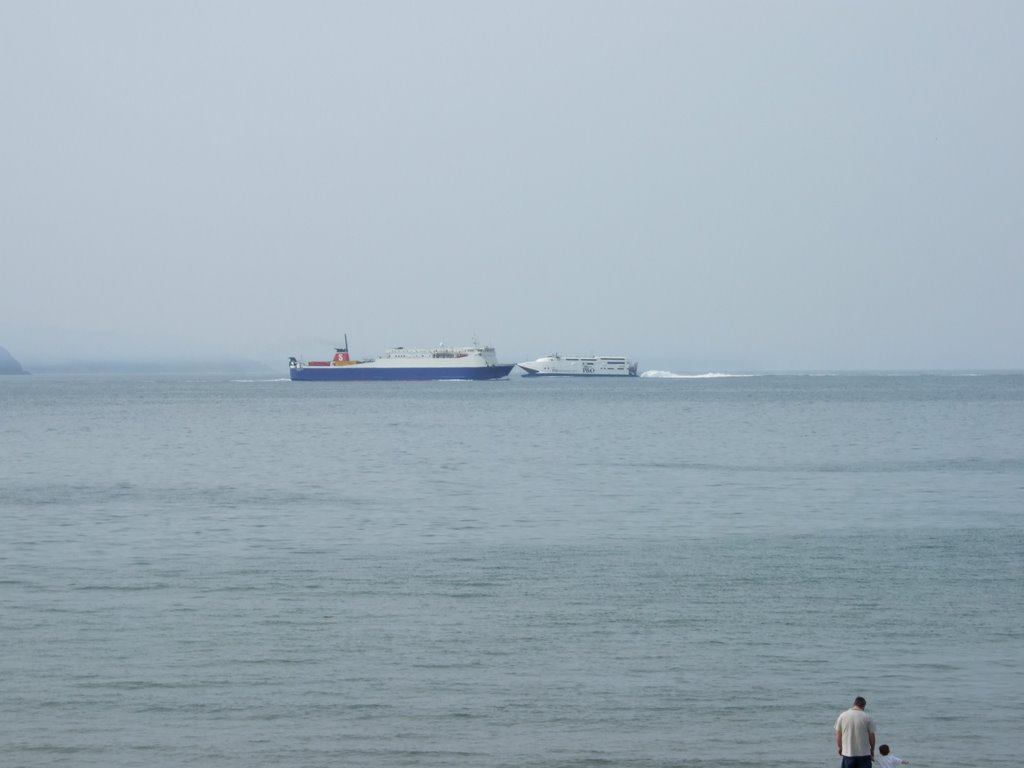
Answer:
[869,731,876,758]
[836,729,843,755]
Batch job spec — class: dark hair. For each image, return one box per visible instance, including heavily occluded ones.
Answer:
[854,696,867,708]
[879,745,890,755]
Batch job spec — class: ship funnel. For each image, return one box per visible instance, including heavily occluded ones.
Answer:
[333,333,351,364]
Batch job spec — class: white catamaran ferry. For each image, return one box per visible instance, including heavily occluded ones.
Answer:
[517,354,639,377]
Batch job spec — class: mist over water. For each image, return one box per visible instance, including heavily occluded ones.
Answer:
[1,373,1022,767]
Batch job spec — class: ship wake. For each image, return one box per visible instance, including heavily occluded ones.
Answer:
[640,370,759,379]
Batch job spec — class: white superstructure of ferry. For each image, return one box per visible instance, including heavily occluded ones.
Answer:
[517,354,639,377]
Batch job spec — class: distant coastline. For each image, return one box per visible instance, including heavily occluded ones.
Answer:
[19,359,275,375]
[0,345,28,375]
[0,342,276,375]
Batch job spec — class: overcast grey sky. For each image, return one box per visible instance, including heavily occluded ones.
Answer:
[2,1,1021,371]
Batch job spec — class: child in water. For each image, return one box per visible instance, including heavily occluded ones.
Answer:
[876,744,909,768]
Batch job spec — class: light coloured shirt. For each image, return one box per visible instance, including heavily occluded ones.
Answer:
[877,754,908,768]
[834,707,876,757]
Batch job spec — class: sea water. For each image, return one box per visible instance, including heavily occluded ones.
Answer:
[1,372,1021,768]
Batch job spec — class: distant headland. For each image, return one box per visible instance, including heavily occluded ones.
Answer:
[0,342,279,375]
[0,345,28,375]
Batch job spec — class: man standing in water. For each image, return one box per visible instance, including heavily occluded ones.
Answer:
[835,696,876,768]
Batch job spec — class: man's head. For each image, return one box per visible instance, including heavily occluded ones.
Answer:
[853,696,867,708]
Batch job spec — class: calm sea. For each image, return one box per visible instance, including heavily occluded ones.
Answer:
[1,372,1021,768]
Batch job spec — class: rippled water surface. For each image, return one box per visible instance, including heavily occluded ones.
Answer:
[2,373,1022,767]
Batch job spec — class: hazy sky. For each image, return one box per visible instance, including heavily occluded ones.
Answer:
[2,1,1021,371]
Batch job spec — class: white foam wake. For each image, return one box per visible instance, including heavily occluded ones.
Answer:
[640,370,758,379]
